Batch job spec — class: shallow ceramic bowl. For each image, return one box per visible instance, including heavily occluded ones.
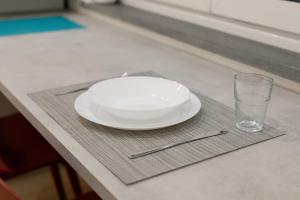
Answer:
[89,76,190,120]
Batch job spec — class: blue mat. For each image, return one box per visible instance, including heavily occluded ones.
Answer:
[0,16,84,37]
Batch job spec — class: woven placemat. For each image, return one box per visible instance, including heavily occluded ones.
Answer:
[29,71,284,184]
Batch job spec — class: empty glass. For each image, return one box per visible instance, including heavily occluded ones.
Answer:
[234,73,273,132]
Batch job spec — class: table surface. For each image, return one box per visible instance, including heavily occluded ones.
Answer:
[1,13,300,200]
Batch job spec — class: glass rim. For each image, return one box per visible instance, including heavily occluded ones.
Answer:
[234,72,273,85]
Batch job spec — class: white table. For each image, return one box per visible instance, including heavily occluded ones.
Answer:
[1,12,300,200]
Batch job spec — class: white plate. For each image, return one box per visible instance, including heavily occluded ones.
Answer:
[74,91,201,130]
[88,76,190,120]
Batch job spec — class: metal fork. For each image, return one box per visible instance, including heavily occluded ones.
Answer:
[129,130,228,159]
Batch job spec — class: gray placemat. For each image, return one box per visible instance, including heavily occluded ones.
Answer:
[29,71,284,184]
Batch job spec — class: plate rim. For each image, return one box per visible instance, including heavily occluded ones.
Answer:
[74,91,201,130]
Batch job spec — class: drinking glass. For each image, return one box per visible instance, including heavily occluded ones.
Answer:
[234,73,273,132]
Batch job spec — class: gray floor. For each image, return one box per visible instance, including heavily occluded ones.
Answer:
[7,165,91,200]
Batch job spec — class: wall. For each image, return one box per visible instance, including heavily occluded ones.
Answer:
[0,0,64,14]
[123,0,300,54]
[68,0,81,10]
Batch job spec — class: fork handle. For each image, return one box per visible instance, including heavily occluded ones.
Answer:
[129,130,228,159]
